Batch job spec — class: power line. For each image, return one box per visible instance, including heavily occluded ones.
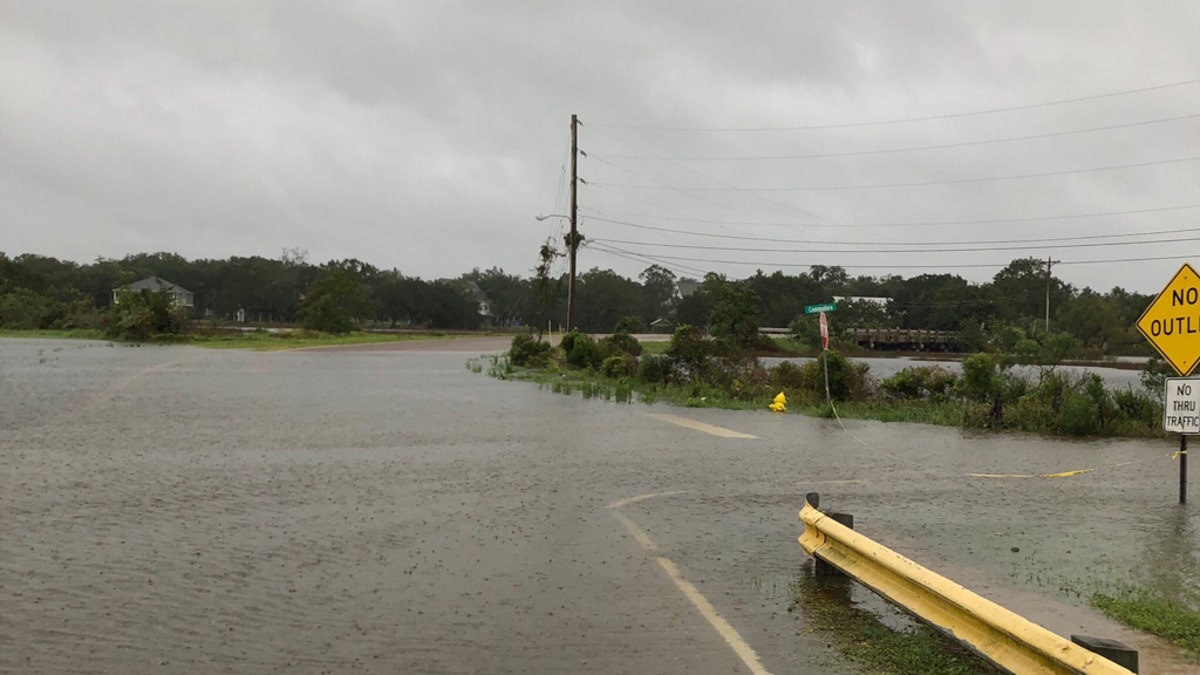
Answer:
[586,126,831,223]
[583,182,733,226]
[590,78,1200,131]
[592,233,1200,255]
[586,214,1200,247]
[584,154,1200,192]
[588,112,1200,161]
[586,154,782,226]
[592,244,1200,270]
[580,202,1200,229]
[588,242,708,277]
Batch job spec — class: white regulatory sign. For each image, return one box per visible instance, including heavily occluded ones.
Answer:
[1164,377,1200,434]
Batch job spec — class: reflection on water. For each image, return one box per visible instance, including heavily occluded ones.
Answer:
[1142,506,1200,608]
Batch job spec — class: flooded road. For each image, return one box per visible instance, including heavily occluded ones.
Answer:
[1,338,1195,673]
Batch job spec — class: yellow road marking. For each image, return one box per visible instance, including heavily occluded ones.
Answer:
[969,461,1133,479]
[610,503,772,675]
[646,413,758,439]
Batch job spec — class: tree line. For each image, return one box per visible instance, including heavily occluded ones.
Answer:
[0,250,1154,354]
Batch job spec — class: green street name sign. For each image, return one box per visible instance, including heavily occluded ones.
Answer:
[804,303,837,315]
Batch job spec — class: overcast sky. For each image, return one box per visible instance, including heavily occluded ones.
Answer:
[3,1,1199,292]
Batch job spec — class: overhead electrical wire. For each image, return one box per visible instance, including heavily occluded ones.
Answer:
[588,112,1200,161]
[586,125,831,223]
[585,153,781,226]
[579,203,1200,229]
[591,243,1200,270]
[590,233,1200,254]
[585,215,1200,247]
[589,78,1200,131]
[588,242,708,277]
[584,154,1200,192]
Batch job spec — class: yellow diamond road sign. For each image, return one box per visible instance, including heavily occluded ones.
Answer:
[1137,262,1200,376]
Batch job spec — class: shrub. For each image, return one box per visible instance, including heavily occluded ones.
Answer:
[881,366,956,402]
[957,353,1000,402]
[1114,387,1159,427]
[769,360,809,392]
[565,332,598,369]
[509,334,552,367]
[559,331,580,355]
[767,352,869,402]
[106,289,188,341]
[600,354,637,378]
[729,362,771,400]
[666,324,716,378]
[638,355,669,384]
[614,315,646,334]
[602,332,643,357]
[1056,390,1101,435]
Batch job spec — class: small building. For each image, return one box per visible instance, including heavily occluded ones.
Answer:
[649,318,675,334]
[112,277,195,308]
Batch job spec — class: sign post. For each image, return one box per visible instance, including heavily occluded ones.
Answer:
[1163,378,1198,505]
[1137,263,1200,504]
[819,311,831,407]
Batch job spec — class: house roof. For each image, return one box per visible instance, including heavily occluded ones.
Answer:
[119,276,192,294]
[675,280,701,297]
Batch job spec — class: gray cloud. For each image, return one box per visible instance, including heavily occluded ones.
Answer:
[2,0,1199,292]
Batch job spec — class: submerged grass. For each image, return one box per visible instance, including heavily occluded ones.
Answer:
[791,571,1003,675]
[1092,588,1200,661]
[0,328,107,341]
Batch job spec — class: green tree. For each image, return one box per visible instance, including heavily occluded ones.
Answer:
[708,277,761,349]
[639,265,677,325]
[298,269,373,333]
[575,267,642,333]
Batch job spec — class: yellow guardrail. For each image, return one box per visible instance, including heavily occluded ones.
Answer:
[798,497,1134,674]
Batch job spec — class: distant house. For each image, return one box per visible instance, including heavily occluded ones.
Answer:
[649,318,675,334]
[112,277,195,308]
[675,279,701,298]
[466,281,492,318]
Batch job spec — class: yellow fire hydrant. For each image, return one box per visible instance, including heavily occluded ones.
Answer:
[769,391,787,413]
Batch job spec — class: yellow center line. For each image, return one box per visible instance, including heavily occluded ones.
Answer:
[646,413,758,439]
[610,502,773,675]
[969,460,1134,479]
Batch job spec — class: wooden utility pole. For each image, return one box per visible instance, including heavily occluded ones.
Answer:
[1045,256,1061,332]
[567,114,580,331]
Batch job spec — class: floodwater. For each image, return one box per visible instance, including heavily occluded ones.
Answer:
[2,337,1196,673]
[763,355,1147,391]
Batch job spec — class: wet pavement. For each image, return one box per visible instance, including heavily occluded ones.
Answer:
[1,337,1197,674]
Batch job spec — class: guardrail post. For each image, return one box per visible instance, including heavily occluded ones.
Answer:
[1071,636,1138,673]
[806,494,857,578]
